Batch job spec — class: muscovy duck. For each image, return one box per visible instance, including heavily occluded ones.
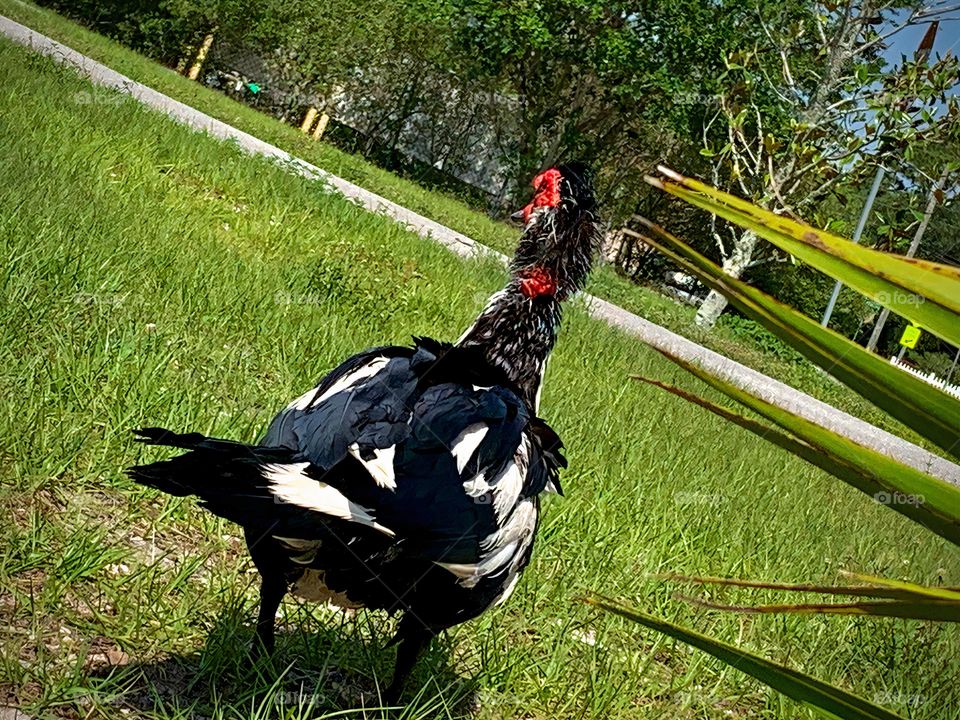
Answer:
[127,162,600,701]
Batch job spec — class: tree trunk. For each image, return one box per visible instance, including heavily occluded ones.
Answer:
[694,229,758,328]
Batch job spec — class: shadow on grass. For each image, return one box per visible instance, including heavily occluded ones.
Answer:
[90,610,479,718]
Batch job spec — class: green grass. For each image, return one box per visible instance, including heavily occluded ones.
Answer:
[0,0,930,444]
[2,36,959,720]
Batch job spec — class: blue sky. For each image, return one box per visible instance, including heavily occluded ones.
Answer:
[882,15,960,66]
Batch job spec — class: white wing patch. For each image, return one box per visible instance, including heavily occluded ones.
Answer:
[459,433,530,516]
[264,462,395,537]
[314,356,390,406]
[450,423,488,475]
[348,443,397,490]
[492,500,538,602]
[487,436,529,521]
[439,498,539,589]
[495,572,521,606]
[263,356,390,447]
[438,429,543,598]
[287,387,317,412]
[462,473,491,498]
[436,541,519,588]
[480,498,537,553]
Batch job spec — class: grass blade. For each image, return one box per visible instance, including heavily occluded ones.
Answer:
[584,596,907,720]
[840,572,960,601]
[658,573,960,602]
[678,596,960,621]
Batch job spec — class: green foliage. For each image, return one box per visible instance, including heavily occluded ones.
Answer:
[3,29,959,719]
[34,0,200,62]
[748,262,870,338]
[446,0,754,210]
[907,350,959,378]
[719,314,804,362]
[598,170,960,720]
[655,168,960,346]
[656,573,960,621]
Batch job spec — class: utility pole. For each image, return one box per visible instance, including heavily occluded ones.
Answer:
[866,166,950,352]
[821,165,885,327]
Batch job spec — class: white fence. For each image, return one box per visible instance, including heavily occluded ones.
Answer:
[890,356,960,400]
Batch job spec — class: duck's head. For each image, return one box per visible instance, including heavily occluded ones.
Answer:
[509,162,601,301]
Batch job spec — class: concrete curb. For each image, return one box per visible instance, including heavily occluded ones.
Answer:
[4,14,958,485]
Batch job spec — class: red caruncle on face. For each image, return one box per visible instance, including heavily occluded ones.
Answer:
[520,168,562,224]
[518,267,558,299]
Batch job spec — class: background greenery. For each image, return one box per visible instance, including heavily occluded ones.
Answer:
[29,0,960,339]
[2,35,959,719]
[2,0,941,443]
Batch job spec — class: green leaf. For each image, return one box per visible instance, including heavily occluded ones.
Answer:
[677,596,960,622]
[842,572,960,601]
[646,167,960,346]
[584,596,907,720]
[654,572,960,621]
[633,219,960,459]
[638,347,960,546]
[656,572,960,602]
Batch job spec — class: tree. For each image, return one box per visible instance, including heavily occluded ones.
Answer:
[691,0,960,327]
[445,0,747,213]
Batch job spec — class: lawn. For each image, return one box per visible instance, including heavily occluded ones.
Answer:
[0,0,923,443]
[1,36,958,720]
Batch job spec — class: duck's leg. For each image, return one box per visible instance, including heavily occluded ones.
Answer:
[253,570,287,655]
[245,529,288,657]
[384,618,435,704]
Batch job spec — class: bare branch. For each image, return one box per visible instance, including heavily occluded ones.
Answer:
[850,3,958,60]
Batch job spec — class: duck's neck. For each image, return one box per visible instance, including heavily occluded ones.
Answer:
[456,284,563,411]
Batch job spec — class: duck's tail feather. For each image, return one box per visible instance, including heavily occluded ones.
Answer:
[126,427,396,539]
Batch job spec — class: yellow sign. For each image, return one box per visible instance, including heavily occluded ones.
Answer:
[899,324,922,349]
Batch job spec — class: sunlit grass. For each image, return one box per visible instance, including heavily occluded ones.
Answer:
[1,37,958,720]
[0,0,925,441]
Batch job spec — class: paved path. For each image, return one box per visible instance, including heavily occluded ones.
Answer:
[4,14,958,485]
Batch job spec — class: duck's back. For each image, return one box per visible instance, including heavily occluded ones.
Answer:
[258,338,566,627]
